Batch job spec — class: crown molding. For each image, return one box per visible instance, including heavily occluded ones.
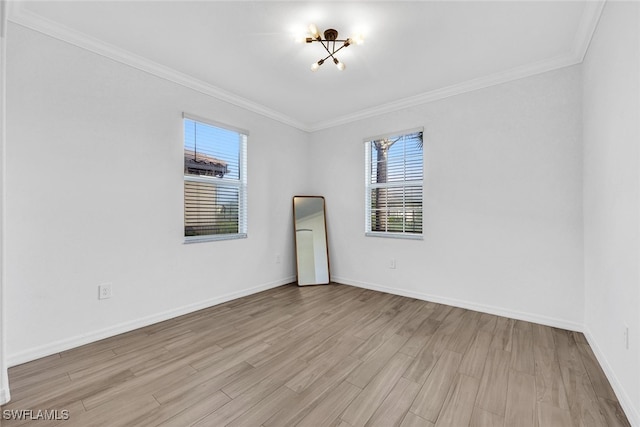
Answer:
[571,0,606,63]
[7,4,310,131]
[8,1,606,133]
[308,53,582,132]
[309,0,606,132]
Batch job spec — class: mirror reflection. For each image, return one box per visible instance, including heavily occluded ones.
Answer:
[293,196,330,286]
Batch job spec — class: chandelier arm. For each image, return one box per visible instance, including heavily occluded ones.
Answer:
[317,40,349,62]
[306,25,355,71]
[318,52,333,63]
[320,41,334,57]
[311,39,350,43]
[331,43,349,56]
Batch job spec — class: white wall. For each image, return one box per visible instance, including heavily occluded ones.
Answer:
[4,6,639,423]
[5,23,310,364]
[310,65,584,330]
[0,0,10,405]
[582,1,640,424]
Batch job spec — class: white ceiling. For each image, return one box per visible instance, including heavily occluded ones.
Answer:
[9,1,603,131]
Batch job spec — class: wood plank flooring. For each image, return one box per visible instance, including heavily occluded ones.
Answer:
[0,284,631,426]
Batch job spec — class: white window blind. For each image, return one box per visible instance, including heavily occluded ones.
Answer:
[183,115,247,242]
[365,129,423,238]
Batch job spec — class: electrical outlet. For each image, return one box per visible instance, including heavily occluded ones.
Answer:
[624,324,629,350]
[275,253,281,264]
[389,258,396,269]
[98,283,112,300]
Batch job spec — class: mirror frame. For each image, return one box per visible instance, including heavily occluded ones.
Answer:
[293,196,330,286]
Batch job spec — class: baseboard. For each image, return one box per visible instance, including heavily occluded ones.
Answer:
[333,276,583,332]
[7,276,295,367]
[583,327,640,427]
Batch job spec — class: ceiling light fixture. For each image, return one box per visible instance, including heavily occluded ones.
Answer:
[305,24,363,72]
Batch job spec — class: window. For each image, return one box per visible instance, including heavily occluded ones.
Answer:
[183,114,247,242]
[365,128,423,238]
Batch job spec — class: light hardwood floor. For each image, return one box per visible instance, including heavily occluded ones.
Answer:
[1,284,631,426]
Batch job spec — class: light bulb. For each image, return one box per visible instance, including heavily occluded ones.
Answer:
[292,26,308,44]
[311,59,324,72]
[334,58,345,71]
[309,24,320,39]
[352,33,364,45]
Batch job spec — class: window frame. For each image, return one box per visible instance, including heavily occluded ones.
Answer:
[183,113,248,244]
[364,127,424,240]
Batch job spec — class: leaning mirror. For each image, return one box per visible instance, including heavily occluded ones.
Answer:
[293,196,330,286]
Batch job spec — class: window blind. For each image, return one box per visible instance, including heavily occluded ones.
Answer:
[365,129,423,237]
[183,116,247,241]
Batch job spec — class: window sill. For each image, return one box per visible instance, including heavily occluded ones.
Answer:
[365,232,423,240]
[184,233,247,244]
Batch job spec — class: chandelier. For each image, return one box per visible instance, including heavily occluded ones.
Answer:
[305,24,364,72]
